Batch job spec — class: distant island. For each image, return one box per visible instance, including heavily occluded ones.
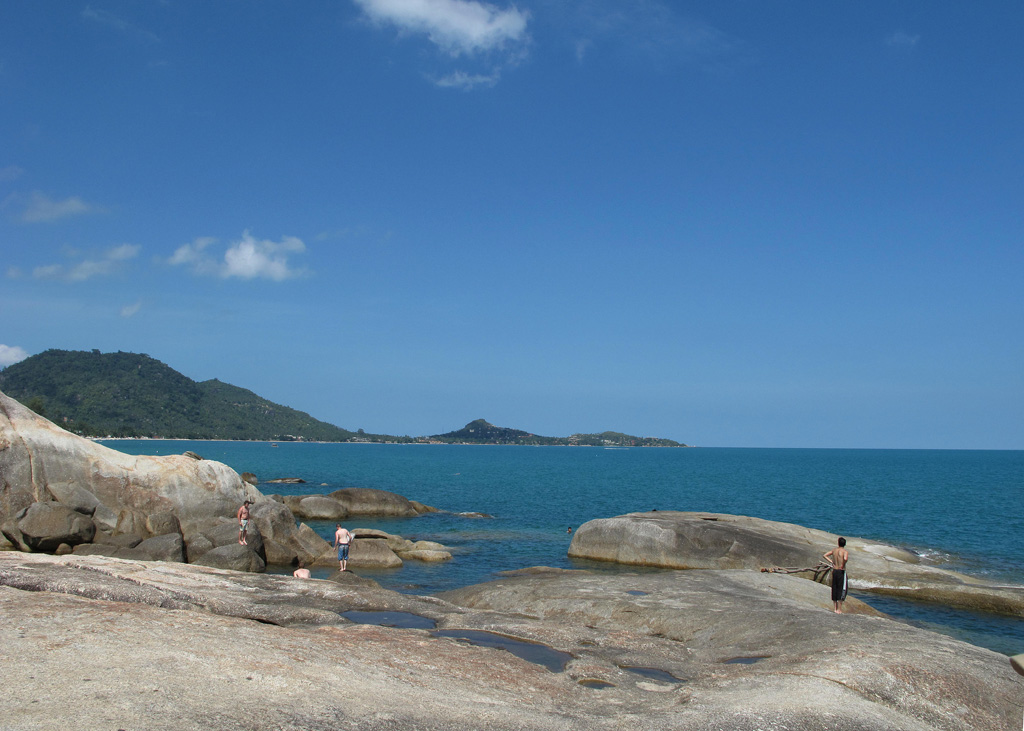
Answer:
[0,349,686,446]
[426,419,683,447]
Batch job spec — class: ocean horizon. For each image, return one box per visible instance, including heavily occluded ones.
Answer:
[101,440,1024,656]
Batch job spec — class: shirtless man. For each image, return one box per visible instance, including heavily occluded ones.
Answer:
[823,537,849,613]
[292,561,311,579]
[237,500,252,545]
[334,523,353,571]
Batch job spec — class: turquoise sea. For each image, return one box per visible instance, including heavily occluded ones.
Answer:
[101,441,1024,656]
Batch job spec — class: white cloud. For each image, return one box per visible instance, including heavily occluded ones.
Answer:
[120,301,143,318]
[355,0,529,55]
[32,244,141,281]
[0,345,30,367]
[32,264,64,279]
[886,31,920,48]
[21,191,96,223]
[432,69,501,89]
[107,243,142,261]
[169,231,308,281]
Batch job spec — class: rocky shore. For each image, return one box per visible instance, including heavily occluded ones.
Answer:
[3,388,1024,728]
[569,511,1024,616]
[0,552,1020,730]
[0,390,448,572]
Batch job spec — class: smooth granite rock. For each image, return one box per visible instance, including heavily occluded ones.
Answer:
[16,501,96,551]
[0,552,1019,731]
[193,543,267,573]
[328,487,425,517]
[351,530,452,561]
[0,390,339,570]
[347,537,403,569]
[134,532,187,563]
[569,511,1024,615]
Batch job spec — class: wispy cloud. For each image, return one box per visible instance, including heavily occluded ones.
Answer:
[169,231,308,281]
[19,191,98,223]
[82,5,160,43]
[32,244,141,281]
[559,0,747,68]
[432,69,502,90]
[0,345,30,367]
[886,31,920,49]
[354,0,530,88]
[120,301,143,318]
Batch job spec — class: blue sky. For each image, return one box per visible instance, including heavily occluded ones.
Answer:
[1,1,1021,449]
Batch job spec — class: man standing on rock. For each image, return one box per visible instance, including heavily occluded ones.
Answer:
[334,523,353,571]
[823,537,849,613]
[237,500,252,546]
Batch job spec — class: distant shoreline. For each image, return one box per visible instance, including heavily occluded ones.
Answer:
[94,437,691,448]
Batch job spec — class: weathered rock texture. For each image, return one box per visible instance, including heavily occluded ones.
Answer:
[569,511,1024,615]
[0,552,1020,731]
[281,487,436,521]
[0,390,334,569]
[0,390,453,574]
[352,528,453,562]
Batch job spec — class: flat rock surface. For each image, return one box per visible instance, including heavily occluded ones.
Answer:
[569,511,1024,614]
[0,553,1020,730]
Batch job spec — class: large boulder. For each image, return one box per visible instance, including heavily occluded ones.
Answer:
[569,511,1024,615]
[291,522,335,565]
[329,487,423,517]
[0,391,259,538]
[0,390,318,568]
[290,495,348,520]
[203,520,266,562]
[135,533,187,563]
[347,529,451,563]
[16,501,96,551]
[193,544,266,573]
[145,511,181,537]
[184,533,214,563]
[348,537,403,569]
[284,489,438,521]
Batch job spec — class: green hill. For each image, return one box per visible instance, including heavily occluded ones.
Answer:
[0,350,686,446]
[0,349,360,441]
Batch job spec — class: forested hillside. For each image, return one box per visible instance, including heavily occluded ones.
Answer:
[0,349,359,441]
[0,350,686,446]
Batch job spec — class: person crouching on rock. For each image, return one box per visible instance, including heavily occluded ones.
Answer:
[237,500,252,545]
[334,523,353,572]
[823,537,849,613]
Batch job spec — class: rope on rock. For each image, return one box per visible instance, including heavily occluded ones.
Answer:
[760,561,834,584]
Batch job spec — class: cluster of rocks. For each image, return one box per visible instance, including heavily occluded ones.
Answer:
[271,486,437,521]
[0,552,1019,730]
[568,511,1024,616]
[0,390,447,574]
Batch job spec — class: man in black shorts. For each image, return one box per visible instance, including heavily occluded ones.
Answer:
[823,537,849,614]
